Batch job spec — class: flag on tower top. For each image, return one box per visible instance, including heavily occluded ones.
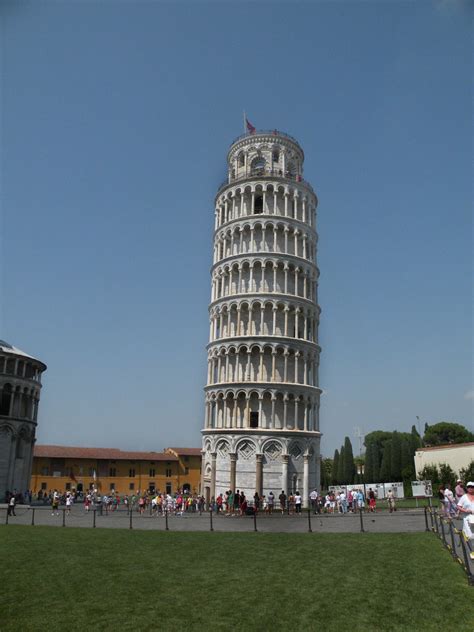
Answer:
[246,117,256,134]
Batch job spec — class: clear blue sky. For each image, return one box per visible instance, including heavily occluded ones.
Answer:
[1,0,472,456]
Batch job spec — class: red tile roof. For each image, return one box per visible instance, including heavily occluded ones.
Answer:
[165,447,202,456]
[33,445,178,461]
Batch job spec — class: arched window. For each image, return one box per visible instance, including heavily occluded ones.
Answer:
[238,153,245,167]
[272,150,280,163]
[0,384,12,416]
[286,161,297,177]
[250,157,266,176]
[254,195,263,214]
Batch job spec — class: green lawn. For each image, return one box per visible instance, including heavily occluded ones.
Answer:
[0,527,471,631]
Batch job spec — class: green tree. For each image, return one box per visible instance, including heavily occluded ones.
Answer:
[337,445,345,483]
[364,444,374,482]
[459,461,474,484]
[379,441,392,482]
[332,449,340,485]
[343,436,356,484]
[401,437,415,481]
[364,431,393,454]
[390,431,402,480]
[371,443,380,481]
[320,458,333,491]
[439,464,457,490]
[354,455,365,483]
[423,422,474,446]
[419,465,441,495]
[411,425,421,446]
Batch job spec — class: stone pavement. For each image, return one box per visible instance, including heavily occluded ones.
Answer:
[1,505,428,534]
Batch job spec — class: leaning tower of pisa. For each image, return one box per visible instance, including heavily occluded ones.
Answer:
[201,129,321,506]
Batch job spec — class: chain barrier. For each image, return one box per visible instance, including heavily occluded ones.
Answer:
[426,507,474,586]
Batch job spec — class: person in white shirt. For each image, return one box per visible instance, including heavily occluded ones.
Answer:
[457,482,474,515]
[310,489,318,514]
[443,485,456,517]
[339,491,347,514]
[294,491,302,514]
[457,482,474,539]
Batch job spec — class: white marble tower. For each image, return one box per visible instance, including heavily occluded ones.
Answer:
[201,129,321,506]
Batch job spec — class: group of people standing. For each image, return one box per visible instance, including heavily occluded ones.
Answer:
[213,490,304,515]
[439,480,474,519]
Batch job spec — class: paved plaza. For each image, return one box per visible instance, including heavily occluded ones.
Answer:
[2,505,430,534]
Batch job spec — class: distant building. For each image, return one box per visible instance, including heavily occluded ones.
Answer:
[414,442,474,478]
[0,340,47,499]
[164,447,202,493]
[31,445,202,496]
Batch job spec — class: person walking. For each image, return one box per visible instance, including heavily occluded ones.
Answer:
[267,491,274,515]
[455,480,465,504]
[444,484,457,518]
[51,490,60,516]
[387,489,395,514]
[65,493,73,515]
[279,491,287,514]
[294,491,302,514]
[7,494,16,517]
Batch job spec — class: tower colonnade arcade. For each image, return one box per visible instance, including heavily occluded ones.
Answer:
[0,340,47,499]
[209,298,319,343]
[214,181,318,230]
[211,257,319,302]
[213,219,318,265]
[202,130,322,506]
[202,434,320,505]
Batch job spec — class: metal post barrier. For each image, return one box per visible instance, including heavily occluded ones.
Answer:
[439,516,447,547]
[424,506,430,532]
[433,511,439,534]
[459,533,474,586]
[209,509,214,532]
[31,508,35,526]
[165,509,169,531]
[62,509,66,527]
[287,500,290,516]
[5,508,8,525]
[253,509,257,532]
[93,509,96,528]
[359,507,365,533]
[129,508,133,529]
[429,507,434,531]
[307,507,312,533]
[448,520,457,559]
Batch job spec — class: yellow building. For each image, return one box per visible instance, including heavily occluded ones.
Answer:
[164,447,202,494]
[31,445,202,496]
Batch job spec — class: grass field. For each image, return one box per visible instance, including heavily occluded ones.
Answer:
[0,526,471,632]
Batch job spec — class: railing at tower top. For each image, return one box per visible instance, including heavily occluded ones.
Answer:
[216,169,315,196]
[229,130,302,147]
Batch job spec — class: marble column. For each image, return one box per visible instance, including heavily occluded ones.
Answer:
[256,454,263,496]
[210,453,217,500]
[281,454,289,494]
[303,454,309,508]
[229,453,237,492]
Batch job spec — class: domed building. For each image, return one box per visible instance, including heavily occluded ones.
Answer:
[201,128,322,505]
[0,340,47,500]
